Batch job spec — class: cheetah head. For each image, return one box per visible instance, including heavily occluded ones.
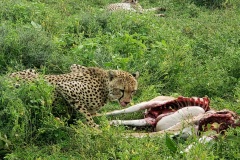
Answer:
[108,70,139,107]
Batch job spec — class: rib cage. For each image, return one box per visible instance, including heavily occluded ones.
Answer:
[145,96,210,122]
[170,96,210,111]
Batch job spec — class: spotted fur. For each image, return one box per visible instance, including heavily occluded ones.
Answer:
[10,64,139,128]
[107,0,166,16]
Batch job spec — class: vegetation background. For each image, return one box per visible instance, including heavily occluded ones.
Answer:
[0,0,240,159]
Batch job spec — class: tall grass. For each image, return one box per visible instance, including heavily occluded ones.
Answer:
[0,0,240,159]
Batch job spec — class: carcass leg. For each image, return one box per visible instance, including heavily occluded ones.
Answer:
[100,100,170,116]
[110,119,150,127]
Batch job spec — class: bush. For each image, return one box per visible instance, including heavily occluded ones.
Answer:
[0,24,57,73]
[192,0,227,8]
[0,0,240,159]
[0,77,56,156]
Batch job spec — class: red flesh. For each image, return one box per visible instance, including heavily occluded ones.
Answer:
[144,96,210,126]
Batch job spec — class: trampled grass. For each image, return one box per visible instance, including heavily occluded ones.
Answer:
[0,0,240,159]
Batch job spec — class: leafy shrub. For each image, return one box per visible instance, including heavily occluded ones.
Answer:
[0,24,57,73]
[70,12,109,38]
[211,128,240,159]
[0,77,57,156]
[192,0,227,8]
[0,0,240,159]
[0,0,32,23]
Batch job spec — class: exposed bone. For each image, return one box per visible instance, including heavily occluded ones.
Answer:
[110,119,150,127]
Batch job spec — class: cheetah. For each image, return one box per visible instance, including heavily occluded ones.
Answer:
[106,0,166,17]
[10,64,139,128]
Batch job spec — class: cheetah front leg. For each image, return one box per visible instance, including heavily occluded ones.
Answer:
[55,82,100,128]
[73,101,99,128]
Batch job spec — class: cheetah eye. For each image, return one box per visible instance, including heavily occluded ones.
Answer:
[112,88,124,95]
[132,90,137,95]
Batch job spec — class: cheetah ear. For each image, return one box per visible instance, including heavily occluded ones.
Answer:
[108,70,116,81]
[132,71,139,79]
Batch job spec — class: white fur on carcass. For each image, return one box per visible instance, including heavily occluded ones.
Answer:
[101,98,209,138]
[155,106,205,131]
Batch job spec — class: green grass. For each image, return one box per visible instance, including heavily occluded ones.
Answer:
[0,0,240,159]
